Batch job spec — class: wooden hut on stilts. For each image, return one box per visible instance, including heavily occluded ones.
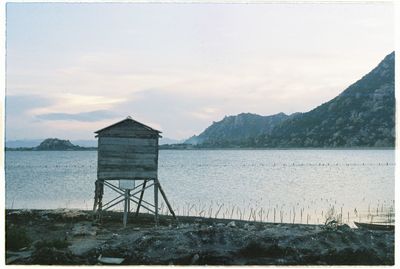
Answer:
[92,116,176,226]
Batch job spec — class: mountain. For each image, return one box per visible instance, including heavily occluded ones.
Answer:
[256,52,395,147]
[185,112,291,147]
[185,52,395,148]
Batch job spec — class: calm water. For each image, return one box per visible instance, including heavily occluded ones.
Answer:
[5,149,395,225]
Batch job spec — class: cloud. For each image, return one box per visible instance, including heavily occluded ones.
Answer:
[28,93,127,115]
[36,110,118,122]
[191,107,220,120]
[6,94,54,115]
[5,93,125,140]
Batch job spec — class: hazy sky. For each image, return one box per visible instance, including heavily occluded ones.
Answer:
[6,2,394,140]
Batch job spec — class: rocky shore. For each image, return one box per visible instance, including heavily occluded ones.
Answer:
[5,209,394,265]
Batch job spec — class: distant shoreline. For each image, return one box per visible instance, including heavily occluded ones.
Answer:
[5,147,97,151]
[5,146,394,151]
[158,146,395,150]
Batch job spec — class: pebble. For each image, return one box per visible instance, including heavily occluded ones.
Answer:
[72,224,97,236]
[190,254,200,265]
[227,221,236,228]
[244,224,256,231]
[178,223,190,229]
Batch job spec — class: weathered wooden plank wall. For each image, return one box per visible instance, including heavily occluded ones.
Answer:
[99,137,157,146]
[97,136,158,180]
[99,152,155,159]
[99,145,156,153]
[98,171,157,179]
[97,122,159,138]
[98,159,156,166]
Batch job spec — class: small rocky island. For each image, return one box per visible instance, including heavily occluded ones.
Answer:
[36,138,82,150]
[6,138,96,151]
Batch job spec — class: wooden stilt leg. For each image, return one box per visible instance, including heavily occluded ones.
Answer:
[127,190,131,213]
[123,189,129,227]
[98,180,104,221]
[135,180,147,216]
[93,180,99,213]
[154,179,159,226]
[158,183,177,220]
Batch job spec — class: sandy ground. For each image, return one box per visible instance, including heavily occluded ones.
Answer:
[5,209,394,265]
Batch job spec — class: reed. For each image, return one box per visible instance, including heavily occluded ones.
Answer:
[300,208,303,224]
[248,208,253,221]
[252,209,257,222]
[340,207,343,224]
[293,207,296,224]
[215,203,224,219]
[258,208,263,222]
[230,206,235,219]
[157,198,394,228]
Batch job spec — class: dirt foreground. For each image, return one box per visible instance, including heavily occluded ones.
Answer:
[5,209,394,265]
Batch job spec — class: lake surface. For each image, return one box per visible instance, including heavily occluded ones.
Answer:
[5,149,395,225]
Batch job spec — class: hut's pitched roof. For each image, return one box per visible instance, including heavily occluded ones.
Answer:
[95,116,162,135]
